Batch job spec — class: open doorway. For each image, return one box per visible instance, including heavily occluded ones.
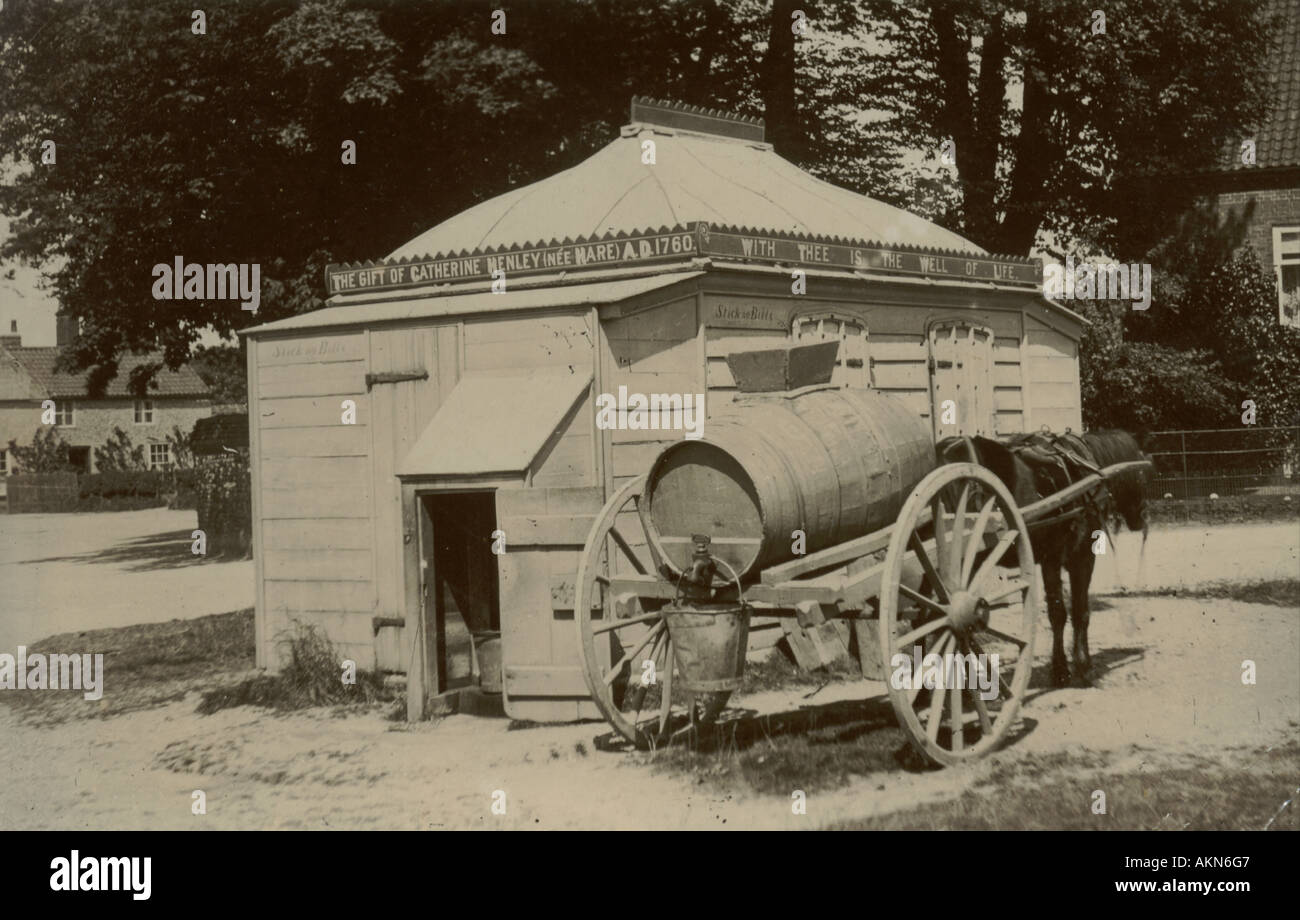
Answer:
[422,491,501,692]
[68,446,91,474]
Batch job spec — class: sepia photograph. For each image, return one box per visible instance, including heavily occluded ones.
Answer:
[0,0,1296,878]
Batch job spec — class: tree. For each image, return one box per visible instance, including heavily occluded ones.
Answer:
[190,344,248,406]
[93,427,149,473]
[6,428,75,473]
[853,0,1277,256]
[166,424,196,470]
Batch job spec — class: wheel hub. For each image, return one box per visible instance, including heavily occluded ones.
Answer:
[947,590,990,635]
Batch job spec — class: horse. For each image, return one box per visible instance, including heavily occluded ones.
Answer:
[936,430,1149,687]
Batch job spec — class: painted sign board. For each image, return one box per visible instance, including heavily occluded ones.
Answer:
[704,296,790,330]
[326,222,1042,297]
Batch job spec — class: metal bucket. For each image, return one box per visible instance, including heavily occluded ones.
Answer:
[662,602,750,701]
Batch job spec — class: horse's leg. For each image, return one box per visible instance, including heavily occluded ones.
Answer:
[1042,552,1069,686]
[1067,548,1097,685]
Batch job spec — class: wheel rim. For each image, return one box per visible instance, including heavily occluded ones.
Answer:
[879,463,1038,765]
[576,478,686,747]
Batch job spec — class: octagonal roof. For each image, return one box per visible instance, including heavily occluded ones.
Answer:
[388,106,982,262]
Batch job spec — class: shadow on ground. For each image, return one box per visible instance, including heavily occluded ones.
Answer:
[23,529,233,572]
[590,690,1040,794]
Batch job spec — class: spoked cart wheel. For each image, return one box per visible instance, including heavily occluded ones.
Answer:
[575,477,689,748]
[879,463,1039,766]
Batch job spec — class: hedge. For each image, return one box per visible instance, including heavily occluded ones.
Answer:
[194,453,252,558]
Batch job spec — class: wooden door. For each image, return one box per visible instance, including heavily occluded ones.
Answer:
[495,485,606,721]
[928,320,995,439]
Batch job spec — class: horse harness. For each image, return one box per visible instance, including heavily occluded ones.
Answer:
[996,432,1109,532]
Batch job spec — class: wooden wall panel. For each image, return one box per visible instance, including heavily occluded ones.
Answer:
[463,313,593,372]
[265,579,375,613]
[1025,319,1083,432]
[258,361,366,399]
[258,395,370,429]
[369,325,459,672]
[254,331,374,670]
[263,518,373,552]
[257,333,366,366]
[261,481,371,520]
[260,426,369,458]
[532,393,597,488]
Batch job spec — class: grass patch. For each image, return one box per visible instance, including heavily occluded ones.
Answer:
[196,619,395,715]
[827,741,1300,830]
[739,645,860,694]
[642,696,928,795]
[0,610,399,725]
[1105,578,1300,608]
[0,609,256,725]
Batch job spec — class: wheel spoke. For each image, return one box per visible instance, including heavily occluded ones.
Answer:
[950,683,963,751]
[658,636,674,735]
[969,530,1018,595]
[908,532,949,603]
[985,578,1030,604]
[609,526,647,575]
[591,610,660,634]
[960,496,998,586]
[924,634,953,741]
[898,584,948,618]
[603,621,665,687]
[978,625,1028,649]
[629,629,665,725]
[969,636,1015,701]
[896,612,951,649]
[931,498,949,583]
[947,484,970,584]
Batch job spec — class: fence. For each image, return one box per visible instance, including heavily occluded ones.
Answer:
[5,472,80,513]
[1142,426,1300,500]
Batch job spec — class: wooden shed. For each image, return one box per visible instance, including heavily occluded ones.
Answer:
[240,98,1085,722]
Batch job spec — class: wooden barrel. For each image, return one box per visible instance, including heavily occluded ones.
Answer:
[644,387,935,579]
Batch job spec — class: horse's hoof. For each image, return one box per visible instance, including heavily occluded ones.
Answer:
[1070,668,1093,688]
[1052,664,1071,687]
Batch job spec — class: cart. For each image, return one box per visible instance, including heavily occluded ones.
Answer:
[574,456,1152,766]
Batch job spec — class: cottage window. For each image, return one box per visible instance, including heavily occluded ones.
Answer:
[53,400,75,427]
[0,449,7,475]
[1273,226,1300,328]
[791,313,869,387]
[134,399,155,424]
[149,443,172,470]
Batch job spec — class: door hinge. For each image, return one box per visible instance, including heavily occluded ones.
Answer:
[366,370,429,391]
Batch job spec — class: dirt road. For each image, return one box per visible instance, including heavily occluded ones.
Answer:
[0,591,1294,830]
[0,509,253,652]
[0,515,1295,830]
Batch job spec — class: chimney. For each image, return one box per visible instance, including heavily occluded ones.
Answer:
[56,311,79,348]
[0,320,20,350]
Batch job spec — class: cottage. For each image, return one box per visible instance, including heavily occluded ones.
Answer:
[0,315,212,486]
[240,98,1084,722]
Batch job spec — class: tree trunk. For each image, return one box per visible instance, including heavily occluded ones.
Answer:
[761,0,802,160]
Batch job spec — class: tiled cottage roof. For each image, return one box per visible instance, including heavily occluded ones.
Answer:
[0,347,211,398]
[1225,0,1300,171]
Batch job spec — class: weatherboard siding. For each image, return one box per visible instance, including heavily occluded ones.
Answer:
[254,330,380,671]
